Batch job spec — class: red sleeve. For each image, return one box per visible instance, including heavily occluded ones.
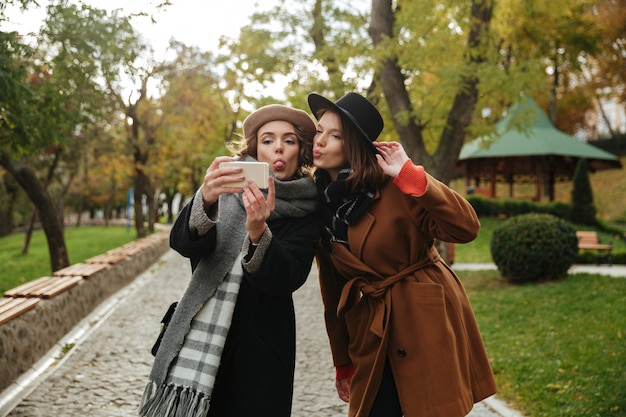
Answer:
[336,364,355,380]
[393,160,427,196]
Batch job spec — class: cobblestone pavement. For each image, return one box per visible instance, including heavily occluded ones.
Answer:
[3,249,519,417]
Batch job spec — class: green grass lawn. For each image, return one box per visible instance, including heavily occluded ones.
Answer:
[0,225,136,294]
[454,217,502,263]
[454,217,626,416]
[461,269,626,416]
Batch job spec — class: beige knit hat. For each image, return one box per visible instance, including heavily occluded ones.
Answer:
[243,104,316,141]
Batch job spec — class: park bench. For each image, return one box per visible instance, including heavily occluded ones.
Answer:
[4,276,84,299]
[0,264,109,326]
[52,262,110,278]
[85,233,168,264]
[576,231,612,265]
[0,231,169,327]
[0,297,40,325]
[0,262,111,323]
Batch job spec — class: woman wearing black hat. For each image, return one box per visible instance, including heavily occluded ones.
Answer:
[308,92,497,417]
[139,105,320,417]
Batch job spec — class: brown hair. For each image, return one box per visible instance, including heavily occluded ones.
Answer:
[314,109,386,191]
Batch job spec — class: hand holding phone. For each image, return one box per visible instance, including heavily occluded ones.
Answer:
[219,161,269,189]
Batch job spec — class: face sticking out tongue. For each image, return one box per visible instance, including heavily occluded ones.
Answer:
[274,160,286,171]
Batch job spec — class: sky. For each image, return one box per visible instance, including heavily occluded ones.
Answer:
[2,0,276,58]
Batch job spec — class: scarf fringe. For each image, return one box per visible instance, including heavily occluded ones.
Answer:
[139,382,211,417]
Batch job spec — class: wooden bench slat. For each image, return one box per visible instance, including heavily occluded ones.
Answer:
[4,277,56,298]
[85,252,128,264]
[0,298,40,325]
[576,231,613,250]
[0,297,16,308]
[53,262,110,278]
[578,243,612,250]
[576,231,612,264]
[117,244,145,255]
[4,276,84,298]
[31,276,84,298]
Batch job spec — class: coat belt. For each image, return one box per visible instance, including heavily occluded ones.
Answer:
[337,245,440,338]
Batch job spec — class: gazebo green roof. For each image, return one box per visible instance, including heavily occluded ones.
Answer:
[456,97,622,201]
[459,98,622,173]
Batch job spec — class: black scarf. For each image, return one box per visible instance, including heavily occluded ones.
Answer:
[317,167,375,251]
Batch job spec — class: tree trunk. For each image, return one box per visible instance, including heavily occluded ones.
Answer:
[0,156,69,272]
[21,148,63,254]
[21,209,37,255]
[132,164,157,237]
[369,0,494,184]
[369,0,427,164]
[133,186,146,238]
[104,175,116,227]
[0,176,17,237]
[148,187,158,233]
[165,192,175,224]
[434,0,494,184]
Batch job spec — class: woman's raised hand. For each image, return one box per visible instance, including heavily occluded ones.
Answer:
[200,156,244,207]
[242,177,275,243]
[373,141,410,178]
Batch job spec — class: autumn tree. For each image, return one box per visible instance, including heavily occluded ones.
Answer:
[0,1,146,270]
[64,124,133,226]
[1,16,73,268]
[156,41,235,220]
[581,0,626,137]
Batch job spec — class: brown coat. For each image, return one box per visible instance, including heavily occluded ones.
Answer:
[316,173,497,417]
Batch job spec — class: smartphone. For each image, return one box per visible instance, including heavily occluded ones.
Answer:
[219,161,269,188]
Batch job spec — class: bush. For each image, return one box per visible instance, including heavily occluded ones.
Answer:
[467,195,574,221]
[467,195,499,217]
[536,201,572,221]
[490,213,578,283]
[570,159,596,225]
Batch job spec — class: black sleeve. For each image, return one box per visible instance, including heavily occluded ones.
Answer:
[169,194,217,268]
[244,214,320,296]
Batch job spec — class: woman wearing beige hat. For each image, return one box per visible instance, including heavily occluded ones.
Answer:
[308,92,497,417]
[139,104,319,417]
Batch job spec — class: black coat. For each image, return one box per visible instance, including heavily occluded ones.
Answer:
[170,200,319,417]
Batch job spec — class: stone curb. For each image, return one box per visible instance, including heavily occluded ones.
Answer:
[0,231,170,394]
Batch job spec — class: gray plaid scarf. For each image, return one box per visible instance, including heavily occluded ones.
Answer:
[139,255,243,417]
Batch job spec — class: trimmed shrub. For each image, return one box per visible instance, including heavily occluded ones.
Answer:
[490,213,578,283]
[467,195,499,217]
[467,195,574,221]
[571,159,596,225]
[537,201,572,221]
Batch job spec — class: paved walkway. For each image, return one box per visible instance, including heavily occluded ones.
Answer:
[14,249,614,416]
[453,262,626,277]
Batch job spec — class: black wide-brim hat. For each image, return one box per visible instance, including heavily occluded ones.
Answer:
[308,92,384,152]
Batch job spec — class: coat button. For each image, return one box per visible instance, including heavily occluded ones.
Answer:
[397,348,407,358]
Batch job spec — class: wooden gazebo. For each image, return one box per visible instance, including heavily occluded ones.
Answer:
[456,98,622,201]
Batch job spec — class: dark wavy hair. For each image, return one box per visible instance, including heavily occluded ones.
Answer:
[313,108,385,191]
